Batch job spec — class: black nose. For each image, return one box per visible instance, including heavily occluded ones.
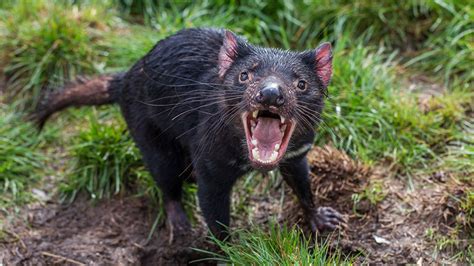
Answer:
[256,84,285,107]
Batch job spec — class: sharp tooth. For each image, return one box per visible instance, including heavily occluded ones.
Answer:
[274,144,280,151]
[280,116,285,124]
[252,110,258,118]
[250,120,256,127]
[270,151,278,162]
[281,124,287,132]
[251,139,257,146]
[252,148,259,160]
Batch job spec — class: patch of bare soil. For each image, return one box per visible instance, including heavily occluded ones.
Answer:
[284,145,473,264]
[0,196,214,265]
[1,145,471,264]
[405,75,447,113]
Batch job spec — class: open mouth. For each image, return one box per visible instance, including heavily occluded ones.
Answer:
[241,110,295,170]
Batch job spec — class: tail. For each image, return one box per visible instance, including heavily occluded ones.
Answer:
[32,73,122,129]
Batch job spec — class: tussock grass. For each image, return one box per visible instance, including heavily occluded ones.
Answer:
[196,224,352,265]
[0,0,110,109]
[0,103,56,208]
[59,108,198,224]
[59,108,143,202]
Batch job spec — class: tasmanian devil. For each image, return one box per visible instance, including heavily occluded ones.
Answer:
[35,28,345,239]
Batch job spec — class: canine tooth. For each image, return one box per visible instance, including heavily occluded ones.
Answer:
[274,144,280,151]
[251,139,257,146]
[280,124,287,132]
[270,151,278,162]
[250,120,256,127]
[252,148,259,160]
[280,116,286,124]
[252,110,258,118]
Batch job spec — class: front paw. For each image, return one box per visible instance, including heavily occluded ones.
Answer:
[308,206,346,232]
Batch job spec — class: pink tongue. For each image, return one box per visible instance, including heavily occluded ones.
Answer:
[253,117,283,160]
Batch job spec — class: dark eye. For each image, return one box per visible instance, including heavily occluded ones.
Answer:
[239,71,249,82]
[297,80,307,91]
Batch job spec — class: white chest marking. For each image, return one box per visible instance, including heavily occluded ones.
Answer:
[284,143,313,159]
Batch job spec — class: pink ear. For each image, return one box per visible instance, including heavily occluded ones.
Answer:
[218,30,238,78]
[314,42,333,87]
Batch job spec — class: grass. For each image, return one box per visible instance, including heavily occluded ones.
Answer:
[0,102,57,209]
[0,0,110,109]
[403,3,474,87]
[58,107,198,226]
[98,26,161,71]
[2,1,471,111]
[103,1,473,174]
[120,0,473,86]
[59,107,143,202]
[461,190,474,226]
[424,185,474,263]
[1,0,470,173]
[317,37,473,173]
[437,113,474,175]
[351,180,386,214]
[0,0,472,263]
[195,223,352,265]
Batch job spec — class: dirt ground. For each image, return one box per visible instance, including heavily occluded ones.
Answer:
[1,145,472,265]
[284,146,472,264]
[0,196,216,265]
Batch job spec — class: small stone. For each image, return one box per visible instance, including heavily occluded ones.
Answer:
[373,235,391,245]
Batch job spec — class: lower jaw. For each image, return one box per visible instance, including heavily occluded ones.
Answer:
[249,160,280,171]
[247,137,292,171]
[248,147,287,170]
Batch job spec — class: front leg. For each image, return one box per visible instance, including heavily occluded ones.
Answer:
[280,156,346,232]
[195,164,239,240]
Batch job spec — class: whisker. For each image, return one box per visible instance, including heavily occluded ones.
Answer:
[144,89,243,103]
[171,98,241,121]
[138,94,242,107]
[141,58,243,90]
[180,103,245,175]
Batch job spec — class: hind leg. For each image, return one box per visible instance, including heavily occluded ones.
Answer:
[151,151,191,239]
[129,120,191,237]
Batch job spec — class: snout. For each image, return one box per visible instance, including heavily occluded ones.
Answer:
[255,81,285,108]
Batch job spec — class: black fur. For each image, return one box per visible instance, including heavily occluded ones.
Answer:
[37,28,345,239]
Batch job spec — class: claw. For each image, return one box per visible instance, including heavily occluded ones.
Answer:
[308,206,346,233]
